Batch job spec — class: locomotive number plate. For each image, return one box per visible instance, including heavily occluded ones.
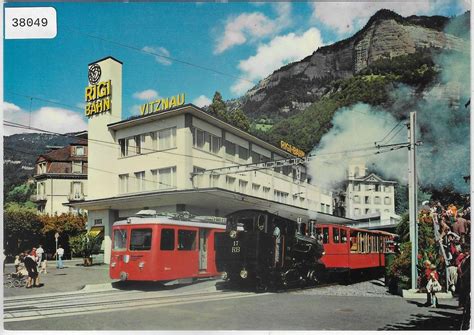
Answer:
[231,240,240,253]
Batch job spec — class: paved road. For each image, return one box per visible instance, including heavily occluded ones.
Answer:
[4,278,464,331]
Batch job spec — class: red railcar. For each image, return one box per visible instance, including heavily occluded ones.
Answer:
[110,214,225,282]
[316,223,395,273]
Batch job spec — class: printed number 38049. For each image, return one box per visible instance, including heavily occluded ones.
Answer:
[12,17,48,27]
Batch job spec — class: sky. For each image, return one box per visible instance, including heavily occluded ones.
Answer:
[3,0,470,136]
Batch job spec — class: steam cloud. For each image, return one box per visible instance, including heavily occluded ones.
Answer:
[308,19,470,195]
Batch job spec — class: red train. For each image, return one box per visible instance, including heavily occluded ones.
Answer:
[110,211,225,282]
[215,210,396,289]
[315,223,396,278]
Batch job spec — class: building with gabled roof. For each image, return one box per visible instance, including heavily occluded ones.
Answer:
[31,138,88,214]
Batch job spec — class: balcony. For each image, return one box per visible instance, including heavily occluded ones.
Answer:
[68,193,85,201]
[30,194,47,202]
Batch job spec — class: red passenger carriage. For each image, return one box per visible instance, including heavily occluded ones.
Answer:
[110,212,225,282]
[315,223,395,275]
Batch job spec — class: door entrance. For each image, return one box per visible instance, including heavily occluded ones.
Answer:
[199,229,208,271]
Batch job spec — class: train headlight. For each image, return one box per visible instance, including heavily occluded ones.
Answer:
[222,272,228,280]
[229,230,237,239]
[120,271,128,281]
[240,269,248,279]
[322,252,326,255]
[138,261,145,269]
[111,262,116,268]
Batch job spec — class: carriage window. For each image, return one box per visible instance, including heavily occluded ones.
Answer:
[130,229,152,251]
[160,229,175,250]
[340,229,347,243]
[113,229,127,250]
[350,231,358,252]
[178,230,197,250]
[333,228,340,243]
[322,228,329,244]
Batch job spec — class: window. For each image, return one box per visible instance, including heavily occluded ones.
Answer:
[252,183,260,192]
[353,183,360,191]
[211,174,220,187]
[374,196,381,204]
[158,167,176,189]
[251,151,260,163]
[365,196,370,204]
[282,166,292,176]
[130,229,152,251]
[158,127,176,150]
[326,204,330,214]
[70,181,83,199]
[135,171,146,191]
[160,229,175,250]
[119,174,129,193]
[119,139,128,157]
[262,186,270,197]
[178,230,196,250]
[385,186,391,192]
[194,128,206,149]
[72,161,82,173]
[238,146,249,161]
[193,166,205,174]
[75,146,84,156]
[225,140,236,158]
[274,190,289,203]
[320,203,325,212]
[210,134,221,154]
[238,180,248,192]
[226,176,235,186]
[322,227,329,244]
[341,229,348,243]
[37,162,47,174]
[333,228,340,243]
[365,208,370,214]
[113,229,127,250]
[384,197,391,205]
[134,135,142,154]
[354,208,360,216]
[375,184,381,192]
[94,219,103,225]
[353,195,360,204]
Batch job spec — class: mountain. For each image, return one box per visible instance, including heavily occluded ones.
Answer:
[236,9,469,120]
[3,133,73,193]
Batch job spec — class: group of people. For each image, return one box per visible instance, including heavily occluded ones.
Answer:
[422,201,471,309]
[12,244,65,289]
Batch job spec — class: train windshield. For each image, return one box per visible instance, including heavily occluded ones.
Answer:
[113,229,127,250]
[130,228,152,251]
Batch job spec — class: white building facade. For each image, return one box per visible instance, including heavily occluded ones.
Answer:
[73,57,334,263]
[345,161,397,219]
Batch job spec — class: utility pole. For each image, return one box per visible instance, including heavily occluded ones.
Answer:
[407,111,418,290]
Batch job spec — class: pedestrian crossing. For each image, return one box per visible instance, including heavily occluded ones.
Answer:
[4,287,267,322]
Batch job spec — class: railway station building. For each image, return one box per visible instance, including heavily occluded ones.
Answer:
[70,57,341,263]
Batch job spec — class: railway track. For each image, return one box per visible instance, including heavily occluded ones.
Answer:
[4,287,269,323]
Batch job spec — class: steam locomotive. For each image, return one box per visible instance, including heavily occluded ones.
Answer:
[214,209,325,290]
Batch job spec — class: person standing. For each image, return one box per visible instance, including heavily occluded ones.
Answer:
[53,245,65,269]
[36,244,44,267]
[23,250,40,288]
[426,264,441,308]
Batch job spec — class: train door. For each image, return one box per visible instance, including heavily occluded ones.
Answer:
[199,229,208,272]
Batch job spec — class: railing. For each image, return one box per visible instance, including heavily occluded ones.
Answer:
[30,194,47,202]
[68,193,85,201]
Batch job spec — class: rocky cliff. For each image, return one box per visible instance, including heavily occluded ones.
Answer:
[237,9,469,119]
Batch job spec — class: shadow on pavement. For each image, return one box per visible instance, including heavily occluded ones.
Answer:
[379,308,465,330]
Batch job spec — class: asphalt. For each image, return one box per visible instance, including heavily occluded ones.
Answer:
[3,259,114,298]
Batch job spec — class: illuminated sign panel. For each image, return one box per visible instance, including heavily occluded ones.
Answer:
[280,140,305,158]
[140,93,185,116]
[85,80,112,117]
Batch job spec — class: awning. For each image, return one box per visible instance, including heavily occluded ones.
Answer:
[89,226,104,237]
[67,187,357,225]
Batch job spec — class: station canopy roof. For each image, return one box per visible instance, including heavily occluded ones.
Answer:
[67,188,356,225]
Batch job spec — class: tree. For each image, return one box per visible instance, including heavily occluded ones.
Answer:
[4,203,42,256]
[208,91,229,122]
[5,183,35,204]
[228,109,250,132]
